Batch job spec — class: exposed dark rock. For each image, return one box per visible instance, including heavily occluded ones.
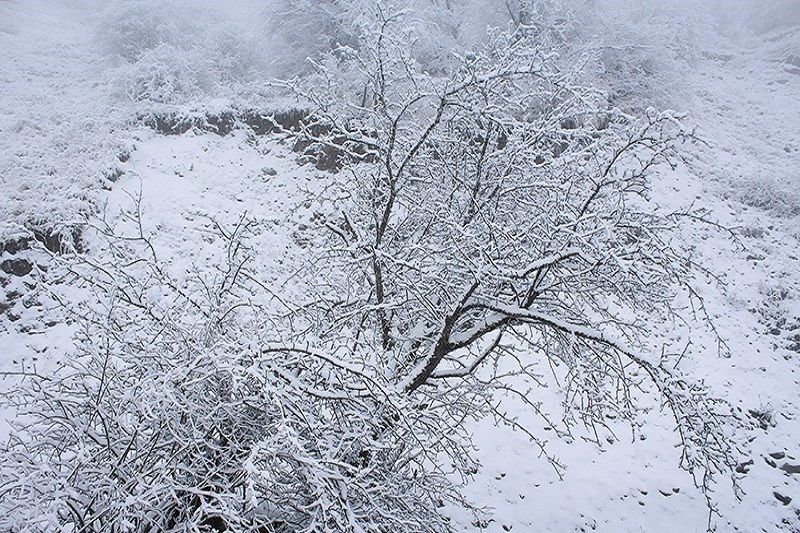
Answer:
[3,236,32,255]
[313,143,348,172]
[141,107,382,173]
[104,167,124,183]
[241,108,310,134]
[240,111,279,135]
[32,227,83,254]
[143,107,313,138]
[1,259,33,277]
[774,492,792,505]
[736,459,754,474]
[142,113,193,135]
[294,129,378,172]
[770,451,786,460]
[748,408,775,430]
[781,463,800,475]
[788,333,800,353]
[205,112,236,136]
[21,295,39,309]
[143,110,239,136]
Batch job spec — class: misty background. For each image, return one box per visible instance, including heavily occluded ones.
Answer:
[59,0,800,107]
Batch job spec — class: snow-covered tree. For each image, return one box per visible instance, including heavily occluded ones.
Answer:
[288,0,739,507]
[0,3,741,532]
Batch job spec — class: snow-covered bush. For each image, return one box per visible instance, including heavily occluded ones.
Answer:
[98,0,265,105]
[0,3,745,531]
[729,175,800,218]
[288,3,739,500]
[263,0,711,113]
[96,0,184,62]
[116,44,211,103]
[261,0,362,78]
[94,0,743,112]
[559,0,719,112]
[0,213,469,532]
[261,0,469,78]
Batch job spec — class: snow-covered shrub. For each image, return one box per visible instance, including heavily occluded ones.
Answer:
[98,0,265,106]
[260,0,361,78]
[565,0,712,112]
[288,5,740,501]
[96,0,184,62]
[261,0,465,78]
[115,44,210,103]
[729,175,800,218]
[0,214,469,532]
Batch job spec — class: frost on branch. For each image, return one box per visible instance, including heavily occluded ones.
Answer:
[0,5,743,533]
[0,214,469,532]
[288,5,740,508]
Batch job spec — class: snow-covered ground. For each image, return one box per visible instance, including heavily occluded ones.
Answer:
[1,1,799,532]
[0,0,127,231]
[452,44,800,531]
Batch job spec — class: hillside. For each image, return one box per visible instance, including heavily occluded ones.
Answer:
[1,1,799,531]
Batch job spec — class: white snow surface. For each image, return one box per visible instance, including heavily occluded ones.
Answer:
[1,1,800,532]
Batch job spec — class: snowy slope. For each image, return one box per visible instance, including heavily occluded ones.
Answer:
[1,1,799,532]
[0,0,127,233]
[445,38,800,533]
